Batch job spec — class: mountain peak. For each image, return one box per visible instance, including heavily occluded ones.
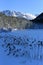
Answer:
[1,10,36,20]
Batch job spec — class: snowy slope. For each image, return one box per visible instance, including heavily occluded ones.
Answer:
[0,30,43,65]
[2,10,36,20]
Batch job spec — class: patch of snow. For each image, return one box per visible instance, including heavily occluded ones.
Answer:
[0,29,43,65]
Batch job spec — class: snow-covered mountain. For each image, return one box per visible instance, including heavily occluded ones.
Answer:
[2,10,36,20]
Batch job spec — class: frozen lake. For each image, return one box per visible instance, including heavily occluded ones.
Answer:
[0,29,43,65]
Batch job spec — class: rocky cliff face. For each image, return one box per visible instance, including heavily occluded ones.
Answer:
[0,12,33,29]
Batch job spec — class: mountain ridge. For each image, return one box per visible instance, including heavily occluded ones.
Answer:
[1,10,36,20]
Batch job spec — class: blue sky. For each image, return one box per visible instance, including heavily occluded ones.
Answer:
[0,0,43,14]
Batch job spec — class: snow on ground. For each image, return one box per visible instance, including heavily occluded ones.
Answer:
[0,29,43,65]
